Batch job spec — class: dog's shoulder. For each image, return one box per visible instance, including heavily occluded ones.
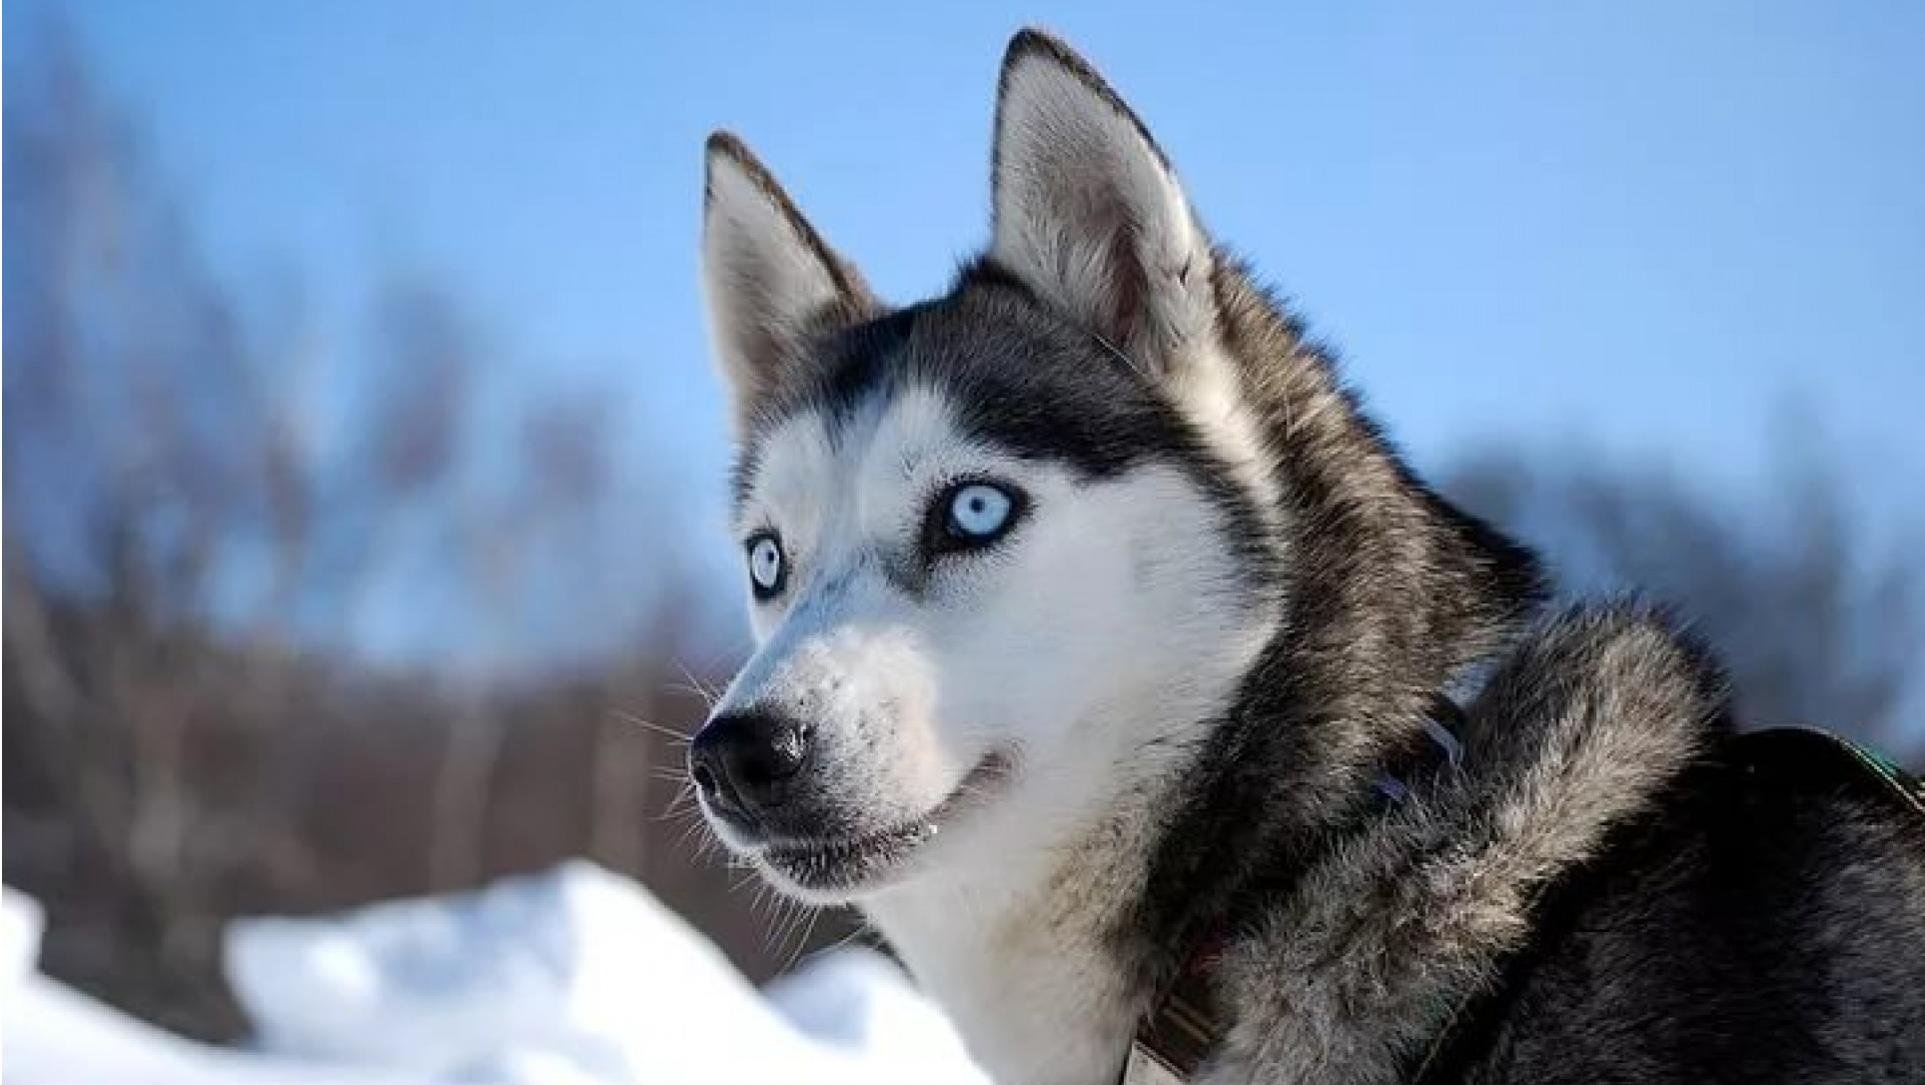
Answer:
[1477,726,1925,1083]
[1209,604,1925,1084]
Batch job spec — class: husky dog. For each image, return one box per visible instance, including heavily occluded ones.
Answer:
[689,29,1925,1084]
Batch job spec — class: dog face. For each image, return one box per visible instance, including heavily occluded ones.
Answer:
[692,33,1280,903]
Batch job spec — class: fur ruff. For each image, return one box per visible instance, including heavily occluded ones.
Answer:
[1207,605,1723,1083]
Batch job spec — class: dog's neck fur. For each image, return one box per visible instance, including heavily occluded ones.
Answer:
[1207,605,1726,1084]
[864,259,1576,1083]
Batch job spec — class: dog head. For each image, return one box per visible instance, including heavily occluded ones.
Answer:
[691,31,1283,903]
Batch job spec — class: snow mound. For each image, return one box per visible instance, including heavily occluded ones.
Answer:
[766,945,984,1070]
[5,886,44,991]
[5,865,988,1084]
[227,859,764,1080]
[4,887,419,1084]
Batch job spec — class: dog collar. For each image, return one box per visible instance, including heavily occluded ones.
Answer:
[1125,932,1229,1083]
[1123,696,1469,1083]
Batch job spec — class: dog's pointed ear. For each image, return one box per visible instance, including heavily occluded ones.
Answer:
[702,132,875,431]
[990,30,1213,374]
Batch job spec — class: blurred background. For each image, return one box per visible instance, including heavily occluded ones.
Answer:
[5,0,1922,1044]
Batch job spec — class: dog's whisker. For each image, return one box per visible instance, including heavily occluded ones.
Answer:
[665,682,716,705]
[614,709,692,745]
[654,795,700,822]
[672,661,723,709]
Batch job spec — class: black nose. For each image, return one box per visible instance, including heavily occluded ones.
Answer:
[688,709,812,824]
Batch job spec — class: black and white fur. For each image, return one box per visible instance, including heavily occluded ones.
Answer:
[691,29,1925,1084]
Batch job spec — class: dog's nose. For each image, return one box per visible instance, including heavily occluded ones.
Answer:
[688,709,812,824]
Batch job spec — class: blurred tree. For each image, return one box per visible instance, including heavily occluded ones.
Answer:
[3,27,803,1041]
[1447,436,1923,763]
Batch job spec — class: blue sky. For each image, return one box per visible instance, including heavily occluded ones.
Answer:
[12,0,1924,571]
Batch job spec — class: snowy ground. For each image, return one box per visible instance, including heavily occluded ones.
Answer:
[2,864,990,1084]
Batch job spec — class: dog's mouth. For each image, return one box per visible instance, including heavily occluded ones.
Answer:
[752,752,1011,896]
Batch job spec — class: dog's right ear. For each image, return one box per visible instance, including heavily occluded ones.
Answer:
[701,133,874,432]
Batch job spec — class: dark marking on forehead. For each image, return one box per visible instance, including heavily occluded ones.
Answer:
[799,268,1190,475]
[730,265,1276,582]
[817,306,924,433]
[729,441,766,515]
[934,265,1202,479]
[729,306,923,513]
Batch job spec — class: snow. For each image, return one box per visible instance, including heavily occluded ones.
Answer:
[4,972,424,1085]
[3,866,988,1085]
[5,889,43,991]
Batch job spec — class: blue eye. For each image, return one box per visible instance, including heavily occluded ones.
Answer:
[931,481,1024,554]
[949,484,1013,538]
[746,534,786,599]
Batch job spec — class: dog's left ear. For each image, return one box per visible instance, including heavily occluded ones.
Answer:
[990,30,1213,375]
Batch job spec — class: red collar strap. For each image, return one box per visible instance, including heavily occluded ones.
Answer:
[1125,932,1228,1081]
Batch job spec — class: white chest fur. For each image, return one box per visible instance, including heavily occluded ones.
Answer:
[866,872,1142,1085]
